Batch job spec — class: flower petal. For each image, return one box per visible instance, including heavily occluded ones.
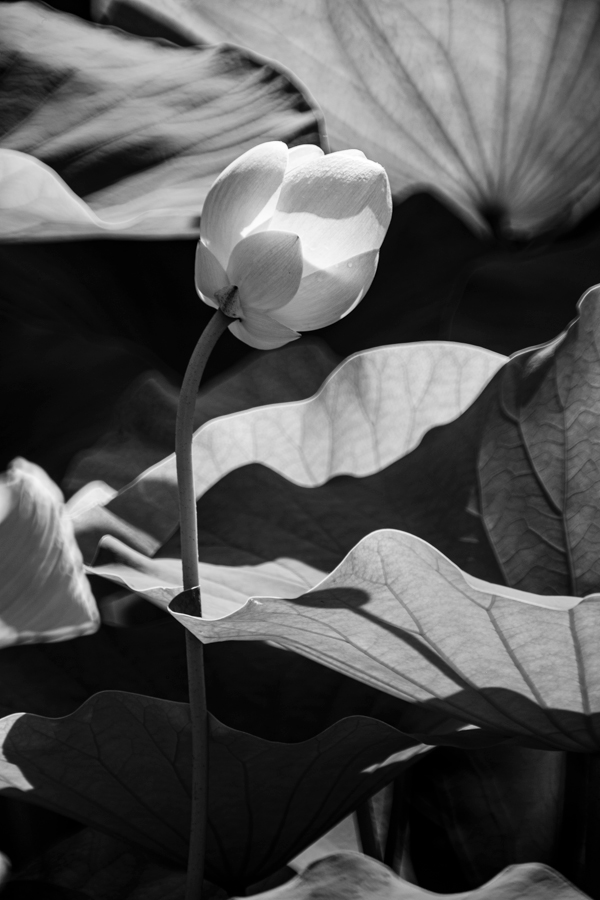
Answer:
[286,144,325,171]
[269,155,392,268]
[195,240,229,307]
[227,230,304,311]
[229,310,301,350]
[272,249,379,330]
[200,141,288,267]
[0,459,99,647]
[240,147,325,239]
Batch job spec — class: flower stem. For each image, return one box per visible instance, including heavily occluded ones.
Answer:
[176,309,229,900]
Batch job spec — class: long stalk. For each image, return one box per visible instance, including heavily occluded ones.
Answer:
[176,309,230,900]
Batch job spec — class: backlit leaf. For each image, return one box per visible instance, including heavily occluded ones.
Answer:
[97,0,600,237]
[232,852,588,900]
[75,342,505,616]
[170,528,600,752]
[0,2,322,239]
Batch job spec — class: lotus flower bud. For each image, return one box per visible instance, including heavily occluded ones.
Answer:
[195,142,392,349]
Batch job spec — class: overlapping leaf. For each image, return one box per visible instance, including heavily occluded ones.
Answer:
[0,690,429,889]
[70,295,600,753]
[171,528,600,752]
[234,852,589,900]
[0,458,98,647]
[479,284,600,596]
[74,341,505,614]
[97,0,600,237]
[0,2,321,239]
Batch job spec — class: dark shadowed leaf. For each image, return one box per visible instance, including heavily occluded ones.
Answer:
[0,613,188,719]
[97,0,600,238]
[11,828,208,900]
[319,192,600,361]
[0,691,430,890]
[408,746,564,891]
[0,1,322,239]
[478,285,600,595]
[230,853,589,899]
[0,318,155,483]
[0,601,467,752]
[65,338,340,495]
[171,528,600,752]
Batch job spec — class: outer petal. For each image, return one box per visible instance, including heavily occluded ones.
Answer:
[200,141,288,268]
[195,240,228,307]
[272,249,379,330]
[229,310,301,350]
[0,459,99,647]
[269,154,392,268]
[227,230,303,311]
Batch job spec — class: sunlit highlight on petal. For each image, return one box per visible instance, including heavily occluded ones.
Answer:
[201,141,288,267]
[273,250,379,330]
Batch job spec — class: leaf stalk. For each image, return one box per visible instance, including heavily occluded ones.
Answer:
[176,309,230,900]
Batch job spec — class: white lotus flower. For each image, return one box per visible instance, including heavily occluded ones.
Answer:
[195,142,392,349]
[0,459,99,647]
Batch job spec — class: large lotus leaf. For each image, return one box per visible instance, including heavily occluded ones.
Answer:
[12,827,225,900]
[0,2,321,240]
[75,341,506,613]
[170,528,600,752]
[478,284,600,596]
[232,853,588,900]
[97,0,600,238]
[0,690,430,890]
[0,458,98,647]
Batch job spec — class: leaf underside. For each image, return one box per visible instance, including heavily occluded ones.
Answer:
[0,2,322,239]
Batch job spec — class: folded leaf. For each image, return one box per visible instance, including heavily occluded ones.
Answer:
[231,852,588,899]
[0,2,322,239]
[89,536,321,616]
[479,284,600,596]
[97,0,600,237]
[171,528,600,752]
[0,458,98,647]
[0,691,428,890]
